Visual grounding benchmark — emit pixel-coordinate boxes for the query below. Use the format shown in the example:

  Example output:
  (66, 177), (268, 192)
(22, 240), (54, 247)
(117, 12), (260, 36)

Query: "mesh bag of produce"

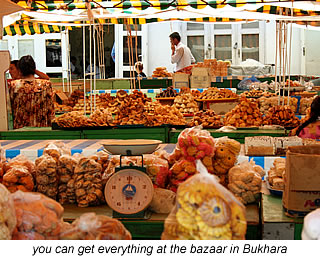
(162, 160), (247, 240)
(11, 191), (64, 240)
(59, 212), (131, 240)
(228, 159), (265, 205)
(0, 184), (17, 239)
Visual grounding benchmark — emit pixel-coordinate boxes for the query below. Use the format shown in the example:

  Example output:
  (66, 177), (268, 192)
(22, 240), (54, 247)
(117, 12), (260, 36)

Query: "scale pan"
(102, 139), (162, 155)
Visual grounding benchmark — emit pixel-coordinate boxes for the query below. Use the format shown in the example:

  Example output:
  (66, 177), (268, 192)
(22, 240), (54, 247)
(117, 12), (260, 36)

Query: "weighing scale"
(102, 139), (162, 219)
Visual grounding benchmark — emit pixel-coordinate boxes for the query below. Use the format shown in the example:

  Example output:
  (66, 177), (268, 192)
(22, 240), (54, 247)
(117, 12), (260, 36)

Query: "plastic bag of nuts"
(11, 190), (64, 240)
(59, 212), (131, 240)
(35, 154), (59, 200)
(74, 157), (104, 207)
(0, 184), (16, 239)
(2, 165), (35, 193)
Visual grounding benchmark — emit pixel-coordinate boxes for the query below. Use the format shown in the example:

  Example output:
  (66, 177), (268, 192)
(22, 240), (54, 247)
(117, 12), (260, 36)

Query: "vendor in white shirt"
(170, 32), (196, 72)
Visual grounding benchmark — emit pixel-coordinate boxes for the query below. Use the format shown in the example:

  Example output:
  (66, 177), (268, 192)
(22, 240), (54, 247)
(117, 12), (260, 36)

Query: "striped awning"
(3, 20), (68, 36)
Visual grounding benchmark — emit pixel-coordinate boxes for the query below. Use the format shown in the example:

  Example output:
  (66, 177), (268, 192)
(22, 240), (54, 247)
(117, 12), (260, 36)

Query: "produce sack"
(228, 159), (264, 205)
(283, 145), (320, 217)
(0, 184), (17, 239)
(11, 191), (64, 240)
(8, 79), (54, 129)
(59, 212), (131, 240)
(162, 160), (247, 240)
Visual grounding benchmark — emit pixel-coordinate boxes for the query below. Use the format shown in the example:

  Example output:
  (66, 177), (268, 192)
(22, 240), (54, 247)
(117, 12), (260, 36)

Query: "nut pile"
(224, 98), (263, 127)
(74, 157), (104, 207)
(156, 86), (178, 98)
(173, 93), (199, 114)
(198, 87), (238, 100)
(263, 105), (300, 127)
(152, 67), (172, 77)
(188, 110), (223, 128)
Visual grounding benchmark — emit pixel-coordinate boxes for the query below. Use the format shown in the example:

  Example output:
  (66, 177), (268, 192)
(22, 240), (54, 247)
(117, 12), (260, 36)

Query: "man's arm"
(171, 46), (184, 64)
(190, 51), (196, 64)
(35, 69), (50, 80)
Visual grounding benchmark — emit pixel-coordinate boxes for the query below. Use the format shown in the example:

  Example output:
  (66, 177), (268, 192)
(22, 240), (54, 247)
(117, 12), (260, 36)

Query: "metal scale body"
(104, 153), (154, 220)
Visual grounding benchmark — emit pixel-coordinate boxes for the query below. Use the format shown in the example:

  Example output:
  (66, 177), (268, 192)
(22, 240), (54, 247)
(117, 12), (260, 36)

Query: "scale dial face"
(105, 169), (154, 214)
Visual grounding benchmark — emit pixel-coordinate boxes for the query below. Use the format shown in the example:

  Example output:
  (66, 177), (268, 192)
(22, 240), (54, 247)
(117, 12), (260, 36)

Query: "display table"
(262, 193), (303, 240)
(62, 203), (260, 240)
(169, 128), (288, 144)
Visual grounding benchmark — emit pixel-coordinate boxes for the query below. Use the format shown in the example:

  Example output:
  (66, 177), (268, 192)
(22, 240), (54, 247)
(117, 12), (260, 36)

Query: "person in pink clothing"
(296, 96), (320, 139)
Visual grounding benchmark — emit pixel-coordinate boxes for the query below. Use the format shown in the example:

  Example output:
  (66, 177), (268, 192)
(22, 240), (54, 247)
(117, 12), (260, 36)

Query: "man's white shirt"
(171, 42), (196, 71)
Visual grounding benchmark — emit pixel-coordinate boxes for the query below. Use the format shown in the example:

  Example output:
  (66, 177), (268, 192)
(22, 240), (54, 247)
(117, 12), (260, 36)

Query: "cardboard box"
(283, 145), (320, 217)
(190, 67), (211, 89)
(172, 73), (189, 88)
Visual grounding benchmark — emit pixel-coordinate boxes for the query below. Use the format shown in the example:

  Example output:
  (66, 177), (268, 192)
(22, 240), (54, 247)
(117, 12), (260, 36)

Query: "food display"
(267, 158), (286, 190)
(263, 105), (300, 127)
(228, 160), (265, 205)
(258, 96), (298, 114)
(198, 87), (238, 100)
(72, 96), (105, 114)
(274, 136), (303, 155)
(173, 93), (199, 115)
(162, 161), (246, 240)
(11, 191), (64, 240)
(8, 79), (54, 129)
(240, 90), (270, 98)
(35, 155), (59, 200)
(212, 137), (241, 186)
(0, 184), (16, 239)
(60, 212), (131, 240)
(54, 111), (91, 128)
(152, 67), (172, 78)
(2, 165), (34, 193)
(74, 157), (104, 207)
(89, 108), (114, 126)
(224, 98), (263, 127)
(245, 136), (275, 156)
(156, 86), (178, 98)
(299, 97), (314, 115)
(54, 103), (73, 113)
(144, 155), (169, 188)
(188, 110), (223, 128)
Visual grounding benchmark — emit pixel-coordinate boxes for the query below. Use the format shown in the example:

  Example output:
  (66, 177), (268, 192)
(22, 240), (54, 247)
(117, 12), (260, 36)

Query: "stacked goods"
(263, 105), (300, 127)
(162, 161), (246, 240)
(194, 59), (229, 76)
(66, 90), (84, 107)
(2, 155), (35, 193)
(74, 157), (104, 207)
(167, 126), (215, 192)
(224, 98), (263, 127)
(212, 137), (241, 186)
(228, 160), (265, 205)
(93, 151), (110, 174)
(191, 89), (201, 98)
(11, 191), (64, 240)
(156, 86), (178, 98)
(299, 97), (314, 115)
(173, 93), (199, 114)
(89, 108), (114, 126)
(274, 136), (303, 155)
(250, 81), (270, 91)
(152, 67), (172, 77)
(57, 155), (78, 204)
(189, 110), (223, 128)
(54, 103), (73, 113)
(72, 96), (105, 114)
(0, 184), (16, 239)
(240, 90), (265, 98)
(245, 136), (275, 156)
(113, 97), (146, 125)
(258, 96), (298, 114)
(176, 65), (193, 74)
(267, 158), (286, 190)
(8, 79), (54, 129)
(35, 155), (59, 200)
(54, 111), (92, 128)
(198, 87), (238, 100)
(144, 102), (186, 126)
(60, 212), (131, 240)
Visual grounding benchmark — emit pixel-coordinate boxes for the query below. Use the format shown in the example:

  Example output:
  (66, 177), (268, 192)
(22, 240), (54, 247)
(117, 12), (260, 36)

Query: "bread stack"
(152, 67), (172, 77)
(267, 158), (286, 190)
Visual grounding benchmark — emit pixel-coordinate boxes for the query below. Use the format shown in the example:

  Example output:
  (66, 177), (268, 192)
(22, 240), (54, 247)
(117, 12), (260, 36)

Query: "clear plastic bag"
(144, 154), (169, 188)
(59, 212), (131, 240)
(0, 184), (17, 239)
(3, 165), (34, 193)
(11, 190), (64, 240)
(162, 160), (247, 240)
(4, 155), (35, 178)
(228, 159), (263, 205)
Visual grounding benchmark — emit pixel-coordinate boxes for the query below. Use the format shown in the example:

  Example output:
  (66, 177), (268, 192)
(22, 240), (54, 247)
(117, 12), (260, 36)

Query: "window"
(123, 36), (141, 66)
(242, 34), (259, 61)
(214, 24), (232, 30)
(187, 23), (204, 31)
(241, 22), (259, 29)
(123, 25), (141, 31)
(0, 40), (8, 50)
(18, 39), (34, 58)
(46, 39), (62, 67)
(187, 35), (204, 63)
(214, 35), (232, 61)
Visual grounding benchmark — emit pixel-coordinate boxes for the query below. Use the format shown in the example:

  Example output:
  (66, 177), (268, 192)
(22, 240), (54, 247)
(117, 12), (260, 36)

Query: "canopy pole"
(83, 22), (86, 116)
(61, 27), (65, 93)
(135, 24), (141, 90)
(288, 8), (294, 106)
(93, 24), (97, 112)
(89, 23), (93, 115)
(275, 21), (279, 105)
